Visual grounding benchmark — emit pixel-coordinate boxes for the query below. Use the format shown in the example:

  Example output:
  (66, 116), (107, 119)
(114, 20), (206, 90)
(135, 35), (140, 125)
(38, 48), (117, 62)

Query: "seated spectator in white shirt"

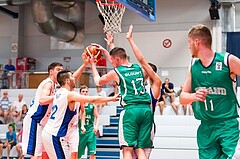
(10, 94), (26, 122)
(0, 91), (12, 124)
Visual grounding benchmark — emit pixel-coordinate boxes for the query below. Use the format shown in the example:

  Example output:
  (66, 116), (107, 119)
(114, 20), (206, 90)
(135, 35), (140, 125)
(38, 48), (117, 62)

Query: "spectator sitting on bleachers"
(175, 85), (193, 115)
(16, 104), (28, 132)
(162, 78), (179, 115)
(0, 123), (17, 159)
(17, 104), (28, 122)
(156, 89), (165, 115)
(16, 128), (23, 159)
(10, 94), (26, 123)
(0, 91), (12, 124)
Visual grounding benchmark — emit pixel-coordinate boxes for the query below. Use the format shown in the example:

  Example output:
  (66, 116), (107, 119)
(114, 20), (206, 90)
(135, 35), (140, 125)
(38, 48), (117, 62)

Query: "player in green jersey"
(90, 28), (156, 159)
(78, 85), (99, 159)
(180, 24), (240, 159)
(104, 25), (162, 159)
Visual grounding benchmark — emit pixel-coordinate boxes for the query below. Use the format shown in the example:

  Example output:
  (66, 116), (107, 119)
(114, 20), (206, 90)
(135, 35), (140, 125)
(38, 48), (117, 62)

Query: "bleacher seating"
(0, 124), (8, 141)
(1, 87), (239, 158)
(149, 115), (200, 159)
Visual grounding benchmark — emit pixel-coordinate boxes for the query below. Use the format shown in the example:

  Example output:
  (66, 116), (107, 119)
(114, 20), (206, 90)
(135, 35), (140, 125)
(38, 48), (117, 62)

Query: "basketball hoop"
(96, 0), (125, 34)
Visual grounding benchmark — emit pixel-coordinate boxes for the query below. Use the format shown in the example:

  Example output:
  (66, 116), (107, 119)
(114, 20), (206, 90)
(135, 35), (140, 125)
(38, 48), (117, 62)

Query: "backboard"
(116, 0), (156, 22)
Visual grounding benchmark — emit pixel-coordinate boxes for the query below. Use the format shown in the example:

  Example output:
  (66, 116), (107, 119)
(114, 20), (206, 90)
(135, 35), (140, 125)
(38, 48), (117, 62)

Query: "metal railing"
(0, 70), (30, 89)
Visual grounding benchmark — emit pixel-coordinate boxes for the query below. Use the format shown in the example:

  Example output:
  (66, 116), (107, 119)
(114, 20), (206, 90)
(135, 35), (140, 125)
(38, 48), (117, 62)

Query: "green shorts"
(197, 118), (240, 159)
(78, 131), (96, 158)
(119, 105), (153, 149)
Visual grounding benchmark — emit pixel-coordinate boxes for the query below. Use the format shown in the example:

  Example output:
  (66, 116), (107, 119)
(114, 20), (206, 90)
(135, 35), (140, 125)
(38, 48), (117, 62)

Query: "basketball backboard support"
(116, 0), (156, 22)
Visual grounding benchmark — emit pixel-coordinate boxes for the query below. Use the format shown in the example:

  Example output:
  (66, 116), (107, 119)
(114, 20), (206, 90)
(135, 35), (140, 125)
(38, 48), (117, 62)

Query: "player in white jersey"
(61, 98), (85, 159)
(105, 25), (162, 158)
(22, 53), (90, 159)
(42, 70), (119, 159)
(22, 62), (63, 159)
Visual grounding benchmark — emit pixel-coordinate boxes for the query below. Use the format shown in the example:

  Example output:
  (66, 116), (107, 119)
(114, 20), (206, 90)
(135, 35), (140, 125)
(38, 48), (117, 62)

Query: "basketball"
(84, 45), (102, 62)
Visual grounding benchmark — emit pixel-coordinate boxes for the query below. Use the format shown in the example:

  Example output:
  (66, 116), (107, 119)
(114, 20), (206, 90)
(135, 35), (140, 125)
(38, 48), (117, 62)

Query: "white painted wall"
(0, 0), (239, 72)
(114, 30), (190, 67)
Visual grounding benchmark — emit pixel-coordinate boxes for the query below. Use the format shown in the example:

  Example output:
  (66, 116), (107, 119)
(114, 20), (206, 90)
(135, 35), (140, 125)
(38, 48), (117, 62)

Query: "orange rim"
(96, 0), (125, 8)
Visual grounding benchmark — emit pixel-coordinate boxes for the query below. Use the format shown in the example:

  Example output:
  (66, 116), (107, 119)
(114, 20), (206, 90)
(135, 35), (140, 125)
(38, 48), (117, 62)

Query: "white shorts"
(22, 114), (43, 157)
(61, 126), (79, 153)
(42, 129), (66, 159)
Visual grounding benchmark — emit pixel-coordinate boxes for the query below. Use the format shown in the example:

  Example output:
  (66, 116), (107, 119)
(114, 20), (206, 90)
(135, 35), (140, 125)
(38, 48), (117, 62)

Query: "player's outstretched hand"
(104, 32), (114, 46)
(91, 43), (110, 57)
(89, 56), (95, 65)
(112, 93), (121, 102)
(82, 52), (89, 65)
(126, 25), (133, 40)
(90, 43), (101, 48)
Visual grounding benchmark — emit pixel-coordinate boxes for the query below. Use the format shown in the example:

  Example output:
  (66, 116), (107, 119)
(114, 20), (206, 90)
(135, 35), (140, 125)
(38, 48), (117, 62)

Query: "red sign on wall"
(162, 39), (172, 48)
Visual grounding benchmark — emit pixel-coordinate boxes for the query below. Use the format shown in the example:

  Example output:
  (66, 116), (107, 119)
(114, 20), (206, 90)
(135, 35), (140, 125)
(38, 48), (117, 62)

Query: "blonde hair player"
(180, 24), (240, 159)
(90, 28), (156, 159)
(105, 25), (162, 159)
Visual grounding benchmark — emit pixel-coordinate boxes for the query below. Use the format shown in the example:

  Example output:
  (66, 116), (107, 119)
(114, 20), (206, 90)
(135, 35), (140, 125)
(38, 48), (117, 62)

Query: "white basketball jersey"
(27, 77), (55, 123)
(44, 88), (76, 137)
(68, 102), (80, 128)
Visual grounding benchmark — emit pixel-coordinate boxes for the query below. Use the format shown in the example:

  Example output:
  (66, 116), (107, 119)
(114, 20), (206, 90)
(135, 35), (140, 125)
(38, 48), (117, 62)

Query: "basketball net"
(96, 0), (125, 34)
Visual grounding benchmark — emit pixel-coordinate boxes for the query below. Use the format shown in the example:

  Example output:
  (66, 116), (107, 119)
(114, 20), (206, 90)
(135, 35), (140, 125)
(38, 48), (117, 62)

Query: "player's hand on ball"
(82, 52), (89, 65)
(84, 44), (102, 62)
(91, 43), (108, 54)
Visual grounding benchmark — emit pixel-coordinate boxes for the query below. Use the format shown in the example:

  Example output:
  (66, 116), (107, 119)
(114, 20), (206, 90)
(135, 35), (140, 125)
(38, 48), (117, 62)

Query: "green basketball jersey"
(191, 52), (239, 121)
(115, 63), (151, 107)
(79, 103), (95, 133)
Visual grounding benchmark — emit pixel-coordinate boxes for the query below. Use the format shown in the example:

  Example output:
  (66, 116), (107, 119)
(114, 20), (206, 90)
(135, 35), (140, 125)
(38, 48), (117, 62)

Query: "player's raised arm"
(126, 25), (162, 99)
(105, 31), (115, 50)
(72, 52), (89, 81)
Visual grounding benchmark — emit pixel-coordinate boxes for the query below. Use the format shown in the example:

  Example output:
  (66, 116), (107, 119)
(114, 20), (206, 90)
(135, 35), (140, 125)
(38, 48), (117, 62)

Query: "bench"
(149, 115), (200, 159)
